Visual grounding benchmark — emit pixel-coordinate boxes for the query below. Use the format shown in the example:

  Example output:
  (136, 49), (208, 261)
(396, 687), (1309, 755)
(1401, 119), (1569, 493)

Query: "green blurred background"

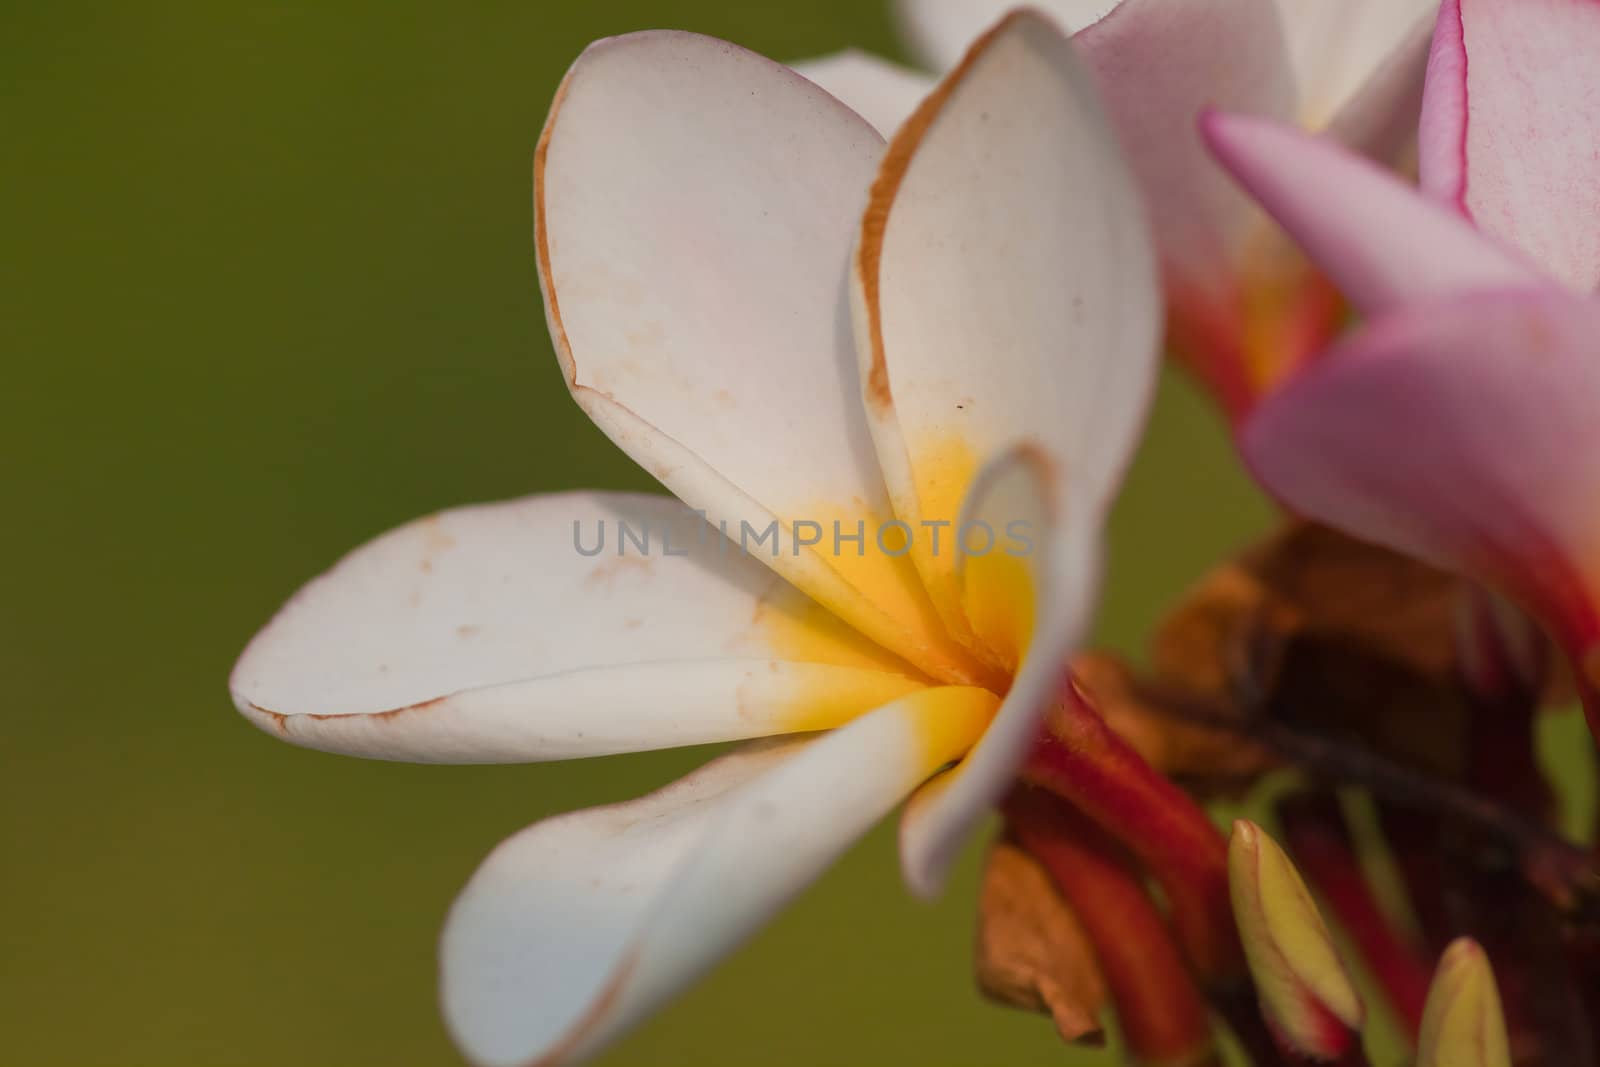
(6, 4), (1585, 1065)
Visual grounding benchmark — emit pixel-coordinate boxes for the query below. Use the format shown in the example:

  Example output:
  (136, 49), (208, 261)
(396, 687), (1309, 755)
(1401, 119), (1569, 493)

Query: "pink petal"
(1202, 111), (1543, 315)
(1241, 288), (1600, 653)
(1418, 0), (1470, 207)
(1420, 0), (1600, 290)
(1073, 0), (1296, 303)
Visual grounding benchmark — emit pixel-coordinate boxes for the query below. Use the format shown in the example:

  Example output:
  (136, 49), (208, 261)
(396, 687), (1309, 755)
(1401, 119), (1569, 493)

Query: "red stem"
(1373, 804), (1454, 956)
(1457, 589), (1557, 820)
(1022, 678), (1244, 984)
(1277, 793), (1431, 1039)
(1005, 787), (1219, 1067)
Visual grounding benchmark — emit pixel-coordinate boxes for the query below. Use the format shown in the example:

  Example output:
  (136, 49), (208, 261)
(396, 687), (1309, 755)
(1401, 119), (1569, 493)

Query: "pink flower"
(1202, 0), (1600, 735)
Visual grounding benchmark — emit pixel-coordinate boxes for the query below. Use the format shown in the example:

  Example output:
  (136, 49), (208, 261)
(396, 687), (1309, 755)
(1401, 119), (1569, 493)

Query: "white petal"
(538, 31), (981, 686)
(790, 49), (936, 138)
(894, 0), (1121, 71)
(230, 493), (926, 761)
(852, 10), (1158, 634)
(440, 686), (998, 1067)
(1273, 0), (1438, 129)
(1319, 5), (1435, 164)
(901, 1), (1297, 302)
(900, 446), (1104, 896)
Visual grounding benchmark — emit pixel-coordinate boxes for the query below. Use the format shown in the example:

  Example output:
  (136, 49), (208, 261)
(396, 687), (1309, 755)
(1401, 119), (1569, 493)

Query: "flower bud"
(1228, 819), (1364, 1059)
(1417, 938), (1510, 1067)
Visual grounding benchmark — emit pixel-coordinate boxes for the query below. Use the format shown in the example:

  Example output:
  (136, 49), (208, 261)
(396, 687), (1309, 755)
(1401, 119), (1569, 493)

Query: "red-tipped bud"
(1417, 939), (1511, 1067)
(1229, 820), (1364, 1060)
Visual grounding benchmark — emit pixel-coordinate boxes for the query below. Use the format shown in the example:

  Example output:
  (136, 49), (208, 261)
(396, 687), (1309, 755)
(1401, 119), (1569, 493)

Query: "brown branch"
(1130, 678), (1600, 924)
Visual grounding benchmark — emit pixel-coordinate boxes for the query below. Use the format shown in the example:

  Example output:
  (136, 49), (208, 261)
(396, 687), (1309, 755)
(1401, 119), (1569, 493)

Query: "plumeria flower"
(230, 12), (1160, 1066)
(795, 0), (1437, 421)
(1199, 0), (1600, 741)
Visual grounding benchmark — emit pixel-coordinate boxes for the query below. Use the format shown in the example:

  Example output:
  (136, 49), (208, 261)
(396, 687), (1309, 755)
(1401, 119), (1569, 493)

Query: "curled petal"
(1201, 111), (1542, 315)
(1241, 289), (1600, 660)
(853, 8), (1157, 636)
(441, 686), (997, 1067)
(537, 30), (978, 685)
(898, 445), (1105, 897)
(1421, 0), (1600, 290)
(230, 493), (927, 761)
(790, 50), (935, 138)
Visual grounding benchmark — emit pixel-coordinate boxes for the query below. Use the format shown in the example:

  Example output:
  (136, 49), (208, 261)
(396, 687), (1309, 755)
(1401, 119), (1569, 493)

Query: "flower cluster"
(232, 1), (1600, 1065)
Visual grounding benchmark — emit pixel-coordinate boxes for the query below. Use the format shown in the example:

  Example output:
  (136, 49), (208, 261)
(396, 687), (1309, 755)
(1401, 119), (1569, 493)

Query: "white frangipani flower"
(799, 0), (1437, 419)
(230, 12), (1159, 1066)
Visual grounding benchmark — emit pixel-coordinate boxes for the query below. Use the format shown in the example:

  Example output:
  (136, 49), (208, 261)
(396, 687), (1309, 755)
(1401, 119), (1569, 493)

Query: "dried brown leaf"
(1151, 521), (1478, 776)
(975, 839), (1107, 1045)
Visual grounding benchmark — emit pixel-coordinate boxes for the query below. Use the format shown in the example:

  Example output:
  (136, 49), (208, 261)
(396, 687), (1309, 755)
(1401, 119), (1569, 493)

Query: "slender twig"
(1130, 677), (1600, 921)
